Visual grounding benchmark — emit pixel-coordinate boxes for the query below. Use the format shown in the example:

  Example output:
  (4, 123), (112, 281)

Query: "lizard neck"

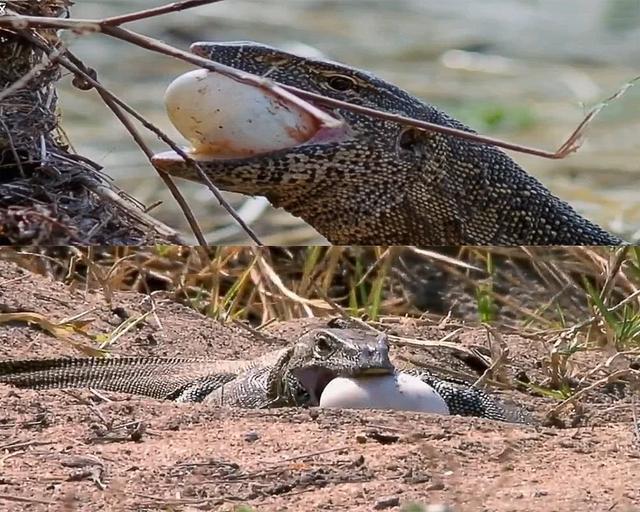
(268, 147), (622, 245)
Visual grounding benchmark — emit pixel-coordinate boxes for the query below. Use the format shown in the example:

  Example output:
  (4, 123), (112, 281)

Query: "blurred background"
(58, 0), (640, 244)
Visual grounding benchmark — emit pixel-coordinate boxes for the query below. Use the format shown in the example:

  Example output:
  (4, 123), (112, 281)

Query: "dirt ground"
(0, 259), (638, 511)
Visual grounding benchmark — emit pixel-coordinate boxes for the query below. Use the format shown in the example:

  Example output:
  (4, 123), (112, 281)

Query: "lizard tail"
(0, 357), (220, 400)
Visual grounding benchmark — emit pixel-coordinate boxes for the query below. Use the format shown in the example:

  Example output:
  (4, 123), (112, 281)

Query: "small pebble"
(243, 431), (259, 442)
(351, 454), (365, 467)
(373, 496), (400, 510)
(355, 433), (368, 444)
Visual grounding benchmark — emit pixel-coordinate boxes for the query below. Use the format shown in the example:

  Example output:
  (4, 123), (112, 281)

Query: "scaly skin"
(200, 328), (394, 407)
(151, 42), (623, 245)
(0, 328), (394, 408)
(0, 326), (533, 423)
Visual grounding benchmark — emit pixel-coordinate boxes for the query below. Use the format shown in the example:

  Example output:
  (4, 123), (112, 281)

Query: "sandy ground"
(0, 259), (638, 511)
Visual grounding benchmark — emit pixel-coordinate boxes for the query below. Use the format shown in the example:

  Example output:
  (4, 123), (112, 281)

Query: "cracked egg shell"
(164, 69), (320, 157)
(319, 372), (450, 414)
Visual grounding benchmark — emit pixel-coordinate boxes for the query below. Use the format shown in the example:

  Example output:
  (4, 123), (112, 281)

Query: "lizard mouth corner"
(293, 368), (337, 406)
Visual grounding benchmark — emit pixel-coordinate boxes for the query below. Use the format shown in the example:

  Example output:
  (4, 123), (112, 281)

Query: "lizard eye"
(314, 334), (333, 354)
(327, 75), (356, 92)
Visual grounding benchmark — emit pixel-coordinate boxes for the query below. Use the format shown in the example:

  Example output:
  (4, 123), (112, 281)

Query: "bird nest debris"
(0, 1), (176, 245)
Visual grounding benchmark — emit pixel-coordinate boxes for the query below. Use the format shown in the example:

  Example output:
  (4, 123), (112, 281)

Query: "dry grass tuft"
(1, 245), (639, 421)
(2, 245), (639, 335)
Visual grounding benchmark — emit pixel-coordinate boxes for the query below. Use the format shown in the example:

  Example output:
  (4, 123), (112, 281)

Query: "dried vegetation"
(1, 245), (639, 425)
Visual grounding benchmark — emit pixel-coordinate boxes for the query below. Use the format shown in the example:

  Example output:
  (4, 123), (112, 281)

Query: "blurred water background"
(59, 0), (640, 244)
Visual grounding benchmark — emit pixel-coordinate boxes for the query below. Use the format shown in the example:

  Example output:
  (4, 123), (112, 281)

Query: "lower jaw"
(150, 121), (353, 171)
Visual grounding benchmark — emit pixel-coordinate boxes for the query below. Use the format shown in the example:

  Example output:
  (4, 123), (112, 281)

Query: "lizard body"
(151, 42), (623, 245)
(0, 327), (530, 423)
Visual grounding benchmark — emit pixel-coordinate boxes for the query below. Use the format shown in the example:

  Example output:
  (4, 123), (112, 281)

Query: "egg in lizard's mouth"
(292, 366), (392, 406)
(151, 66), (352, 171)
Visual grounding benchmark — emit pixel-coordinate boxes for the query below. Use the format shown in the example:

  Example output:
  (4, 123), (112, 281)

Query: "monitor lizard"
(151, 41), (623, 246)
(0, 327), (531, 423)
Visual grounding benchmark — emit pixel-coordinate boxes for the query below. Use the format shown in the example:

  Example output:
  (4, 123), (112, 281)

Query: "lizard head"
(152, 41), (620, 245)
(151, 41), (476, 243)
(284, 327), (394, 406)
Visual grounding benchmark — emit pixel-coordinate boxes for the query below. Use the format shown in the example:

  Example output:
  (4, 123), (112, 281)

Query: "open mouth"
(152, 41), (357, 171)
(293, 367), (391, 406)
(152, 65), (353, 172)
(151, 113), (352, 169)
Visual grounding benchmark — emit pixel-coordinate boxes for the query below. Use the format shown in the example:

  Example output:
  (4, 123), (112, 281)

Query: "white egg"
(319, 372), (450, 415)
(164, 69), (320, 157)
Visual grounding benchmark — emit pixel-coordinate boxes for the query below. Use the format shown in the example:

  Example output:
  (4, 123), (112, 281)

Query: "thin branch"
(1, 11), (637, 159)
(18, 31), (262, 245)
(1, 14), (341, 131)
(600, 246), (630, 304)
(545, 369), (637, 418)
(0, 13), (101, 31)
(0, 494), (56, 506)
(283, 75), (640, 160)
(101, 0), (226, 26)
(94, 88), (209, 246)
(100, 25), (341, 131)
(61, 49), (208, 247)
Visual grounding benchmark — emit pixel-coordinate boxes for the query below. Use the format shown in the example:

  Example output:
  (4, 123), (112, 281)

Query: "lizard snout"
(358, 336), (393, 374)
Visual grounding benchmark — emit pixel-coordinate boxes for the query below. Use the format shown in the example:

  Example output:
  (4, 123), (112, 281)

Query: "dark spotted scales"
(0, 328), (531, 423)
(152, 42), (623, 246)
